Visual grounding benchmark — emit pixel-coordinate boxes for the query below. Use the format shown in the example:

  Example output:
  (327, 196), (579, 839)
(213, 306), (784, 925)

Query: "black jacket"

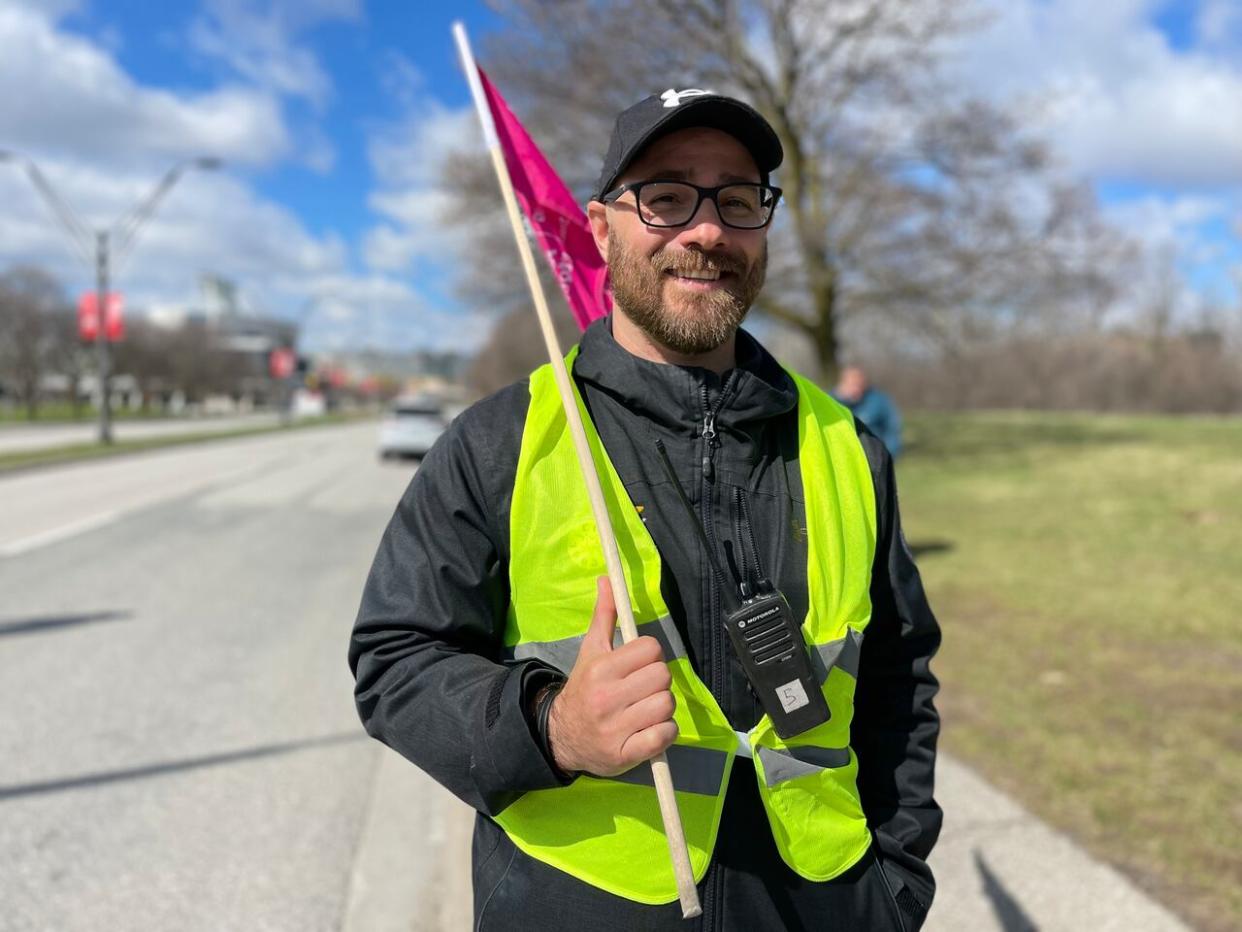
(350, 319), (942, 931)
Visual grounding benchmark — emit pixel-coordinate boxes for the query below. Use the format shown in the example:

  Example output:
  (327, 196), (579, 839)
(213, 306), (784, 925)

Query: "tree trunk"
(70, 378), (84, 418)
(808, 284), (839, 384)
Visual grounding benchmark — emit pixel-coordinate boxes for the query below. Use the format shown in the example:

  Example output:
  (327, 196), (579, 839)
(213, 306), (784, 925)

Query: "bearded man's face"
(595, 127), (771, 355)
(607, 235), (767, 356)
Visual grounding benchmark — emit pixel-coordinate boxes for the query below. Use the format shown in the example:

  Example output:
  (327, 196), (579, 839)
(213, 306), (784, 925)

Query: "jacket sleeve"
(348, 389), (567, 816)
(852, 425), (942, 920)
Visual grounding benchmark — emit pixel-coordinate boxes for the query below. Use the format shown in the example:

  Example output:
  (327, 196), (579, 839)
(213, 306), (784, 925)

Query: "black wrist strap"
(535, 680), (577, 783)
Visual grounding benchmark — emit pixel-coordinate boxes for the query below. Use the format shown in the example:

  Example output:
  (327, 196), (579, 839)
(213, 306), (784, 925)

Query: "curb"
(343, 746), (474, 932)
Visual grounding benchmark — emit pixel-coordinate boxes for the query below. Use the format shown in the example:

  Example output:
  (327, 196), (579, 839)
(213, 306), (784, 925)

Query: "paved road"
(1, 423), (367, 557)
(0, 423), (456, 932)
(0, 413), (282, 456)
(0, 423), (1192, 931)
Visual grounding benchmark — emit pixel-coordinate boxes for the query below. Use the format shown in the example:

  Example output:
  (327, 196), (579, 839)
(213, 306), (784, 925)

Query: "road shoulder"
(343, 746), (474, 932)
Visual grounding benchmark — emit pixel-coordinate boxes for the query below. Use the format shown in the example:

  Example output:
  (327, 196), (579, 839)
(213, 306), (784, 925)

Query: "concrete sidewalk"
(347, 749), (1191, 931)
(926, 754), (1188, 931)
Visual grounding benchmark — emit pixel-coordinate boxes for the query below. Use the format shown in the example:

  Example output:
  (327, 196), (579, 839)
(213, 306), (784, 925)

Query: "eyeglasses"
(600, 180), (782, 230)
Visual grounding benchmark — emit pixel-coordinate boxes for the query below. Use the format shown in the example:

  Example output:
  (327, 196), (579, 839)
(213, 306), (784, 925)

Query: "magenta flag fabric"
(479, 69), (612, 330)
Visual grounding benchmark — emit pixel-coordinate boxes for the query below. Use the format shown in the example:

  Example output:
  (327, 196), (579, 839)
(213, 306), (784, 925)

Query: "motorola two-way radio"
(654, 440), (830, 739)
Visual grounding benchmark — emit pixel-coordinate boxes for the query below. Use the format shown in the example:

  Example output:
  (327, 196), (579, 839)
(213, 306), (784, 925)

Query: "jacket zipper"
(699, 377), (731, 705)
(734, 488), (768, 592)
(698, 376), (732, 932)
(732, 489), (751, 599)
(701, 386), (720, 484)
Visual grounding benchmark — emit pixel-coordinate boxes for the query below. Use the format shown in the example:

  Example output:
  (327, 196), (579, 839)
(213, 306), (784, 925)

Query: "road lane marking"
(0, 423), (376, 558)
(0, 459), (275, 558)
(0, 510), (123, 557)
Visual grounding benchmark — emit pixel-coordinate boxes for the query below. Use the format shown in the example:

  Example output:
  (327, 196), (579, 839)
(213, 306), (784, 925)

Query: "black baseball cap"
(593, 88), (783, 201)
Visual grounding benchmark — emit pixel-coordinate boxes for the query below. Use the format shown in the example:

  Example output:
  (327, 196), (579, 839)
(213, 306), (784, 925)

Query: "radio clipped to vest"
(724, 586), (831, 738)
(654, 440), (830, 739)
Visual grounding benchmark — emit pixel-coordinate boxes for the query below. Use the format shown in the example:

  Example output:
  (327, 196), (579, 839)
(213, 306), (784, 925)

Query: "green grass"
(898, 411), (1242, 932)
(0, 412), (375, 475)
(0, 403), (180, 423)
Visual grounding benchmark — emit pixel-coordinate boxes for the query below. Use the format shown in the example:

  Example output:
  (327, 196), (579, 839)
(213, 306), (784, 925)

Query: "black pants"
(472, 758), (912, 931)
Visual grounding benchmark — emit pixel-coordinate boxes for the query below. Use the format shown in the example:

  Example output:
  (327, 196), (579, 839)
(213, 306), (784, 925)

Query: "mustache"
(652, 250), (748, 277)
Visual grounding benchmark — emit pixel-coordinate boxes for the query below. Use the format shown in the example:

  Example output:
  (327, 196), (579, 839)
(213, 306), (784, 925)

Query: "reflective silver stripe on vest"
(503, 615), (688, 673)
(807, 628), (864, 685)
(604, 743), (730, 796)
(755, 744), (852, 787)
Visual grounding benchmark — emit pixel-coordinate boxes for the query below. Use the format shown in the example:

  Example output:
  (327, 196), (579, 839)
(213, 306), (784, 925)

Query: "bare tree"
(112, 319), (177, 411)
(0, 266), (70, 418)
(46, 306), (94, 416)
(160, 321), (248, 405)
(467, 301), (581, 398)
(439, 0), (1132, 381)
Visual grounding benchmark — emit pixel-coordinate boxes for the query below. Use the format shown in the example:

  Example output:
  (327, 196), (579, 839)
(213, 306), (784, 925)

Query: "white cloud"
(1103, 190), (1242, 317)
(188, 0), (362, 109)
(362, 102), (481, 272)
(1196, 0), (1242, 48)
(368, 103), (479, 191)
(0, 158), (345, 301)
(361, 224), (418, 273)
(0, 0), (81, 16)
(0, 149), (474, 353)
(297, 271), (485, 353)
(952, 0), (1242, 186)
(189, 18), (329, 107)
(1105, 193), (1225, 252)
(376, 50), (425, 112)
(0, 5), (289, 169)
(353, 98), (505, 350)
(0, 4), (437, 354)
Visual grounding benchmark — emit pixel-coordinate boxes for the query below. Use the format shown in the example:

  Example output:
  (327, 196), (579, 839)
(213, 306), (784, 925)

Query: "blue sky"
(56, 0), (501, 241)
(0, 0), (1239, 354)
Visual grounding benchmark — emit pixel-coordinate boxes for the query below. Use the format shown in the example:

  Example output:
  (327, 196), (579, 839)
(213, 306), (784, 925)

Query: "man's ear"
(587, 200), (609, 262)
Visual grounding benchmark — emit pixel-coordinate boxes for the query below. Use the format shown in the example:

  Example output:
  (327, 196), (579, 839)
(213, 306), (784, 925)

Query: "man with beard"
(350, 91), (942, 931)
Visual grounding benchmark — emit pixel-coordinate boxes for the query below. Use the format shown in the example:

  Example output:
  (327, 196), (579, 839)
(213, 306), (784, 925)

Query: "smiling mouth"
(666, 268), (730, 282)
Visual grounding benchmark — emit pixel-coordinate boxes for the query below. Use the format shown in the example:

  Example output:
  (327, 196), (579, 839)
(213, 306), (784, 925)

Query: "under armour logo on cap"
(660, 88), (714, 108)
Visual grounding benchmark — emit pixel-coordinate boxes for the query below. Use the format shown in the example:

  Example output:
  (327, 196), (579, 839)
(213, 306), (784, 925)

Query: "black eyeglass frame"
(599, 179), (783, 230)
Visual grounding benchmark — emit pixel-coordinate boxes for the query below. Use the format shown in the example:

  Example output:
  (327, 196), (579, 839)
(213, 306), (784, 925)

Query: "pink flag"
(479, 69), (611, 330)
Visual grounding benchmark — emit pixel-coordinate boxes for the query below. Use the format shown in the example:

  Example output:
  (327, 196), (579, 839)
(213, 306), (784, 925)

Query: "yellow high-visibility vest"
(495, 349), (877, 904)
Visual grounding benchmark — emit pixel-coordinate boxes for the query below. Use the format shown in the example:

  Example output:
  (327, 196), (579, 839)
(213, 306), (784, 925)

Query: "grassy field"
(897, 411), (1242, 932)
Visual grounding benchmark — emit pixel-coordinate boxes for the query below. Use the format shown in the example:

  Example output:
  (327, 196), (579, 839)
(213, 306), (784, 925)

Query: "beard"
(607, 238), (767, 356)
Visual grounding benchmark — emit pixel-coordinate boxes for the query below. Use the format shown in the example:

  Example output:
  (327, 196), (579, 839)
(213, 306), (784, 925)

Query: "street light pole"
(95, 230), (112, 443)
(0, 151), (220, 443)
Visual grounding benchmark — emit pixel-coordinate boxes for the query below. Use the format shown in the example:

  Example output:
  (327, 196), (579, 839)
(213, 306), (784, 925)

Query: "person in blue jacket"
(833, 365), (903, 458)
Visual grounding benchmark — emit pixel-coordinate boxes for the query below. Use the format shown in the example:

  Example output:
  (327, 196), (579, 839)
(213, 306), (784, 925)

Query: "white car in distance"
(378, 400), (446, 461)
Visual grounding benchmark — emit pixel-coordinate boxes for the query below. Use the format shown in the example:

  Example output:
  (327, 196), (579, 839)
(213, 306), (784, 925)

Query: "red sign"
(78, 292), (124, 342)
(269, 347), (296, 379)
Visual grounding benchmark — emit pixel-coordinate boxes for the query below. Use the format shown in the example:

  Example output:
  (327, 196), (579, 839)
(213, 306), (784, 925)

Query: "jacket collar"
(572, 316), (797, 435)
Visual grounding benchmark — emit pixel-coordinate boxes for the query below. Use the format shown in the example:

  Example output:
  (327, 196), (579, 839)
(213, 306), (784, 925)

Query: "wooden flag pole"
(452, 21), (702, 921)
